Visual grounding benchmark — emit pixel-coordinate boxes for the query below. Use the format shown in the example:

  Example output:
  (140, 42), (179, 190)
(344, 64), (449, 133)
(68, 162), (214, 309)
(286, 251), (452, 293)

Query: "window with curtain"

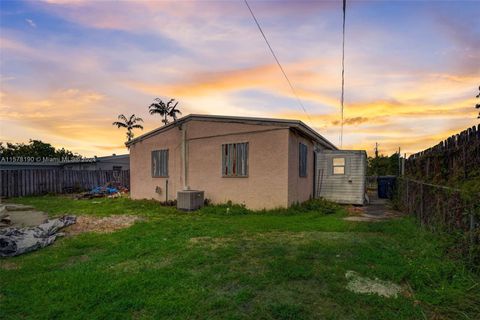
(222, 142), (248, 177)
(152, 149), (169, 177)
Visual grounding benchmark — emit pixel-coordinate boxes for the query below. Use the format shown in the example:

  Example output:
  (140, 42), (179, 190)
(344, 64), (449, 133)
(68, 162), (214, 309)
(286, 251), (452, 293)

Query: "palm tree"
(149, 98), (169, 124)
(167, 99), (181, 121)
(149, 98), (182, 124)
(112, 114), (144, 142)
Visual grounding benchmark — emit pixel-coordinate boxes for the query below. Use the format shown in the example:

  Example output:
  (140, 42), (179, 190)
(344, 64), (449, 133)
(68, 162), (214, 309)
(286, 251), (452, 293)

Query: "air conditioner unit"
(177, 190), (204, 211)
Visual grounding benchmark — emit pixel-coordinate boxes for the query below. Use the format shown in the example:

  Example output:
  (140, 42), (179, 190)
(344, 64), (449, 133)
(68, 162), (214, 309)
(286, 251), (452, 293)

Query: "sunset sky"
(1, 0), (479, 157)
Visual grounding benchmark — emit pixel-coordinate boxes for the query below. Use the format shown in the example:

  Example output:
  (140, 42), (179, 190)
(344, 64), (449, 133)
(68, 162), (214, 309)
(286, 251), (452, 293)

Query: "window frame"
(299, 142), (308, 177)
(151, 149), (169, 178)
(221, 142), (249, 178)
(332, 157), (345, 175)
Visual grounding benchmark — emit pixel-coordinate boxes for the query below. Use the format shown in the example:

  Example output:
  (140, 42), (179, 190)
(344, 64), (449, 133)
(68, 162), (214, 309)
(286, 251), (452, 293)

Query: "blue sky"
(1, 0), (479, 156)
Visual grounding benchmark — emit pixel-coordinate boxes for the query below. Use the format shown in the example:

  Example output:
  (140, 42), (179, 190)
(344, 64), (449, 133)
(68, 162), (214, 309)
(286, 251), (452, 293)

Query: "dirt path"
(344, 193), (404, 222)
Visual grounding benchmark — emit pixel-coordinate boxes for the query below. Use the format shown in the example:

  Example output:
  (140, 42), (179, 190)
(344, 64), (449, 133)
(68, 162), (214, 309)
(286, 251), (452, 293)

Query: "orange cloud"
(125, 61), (340, 110)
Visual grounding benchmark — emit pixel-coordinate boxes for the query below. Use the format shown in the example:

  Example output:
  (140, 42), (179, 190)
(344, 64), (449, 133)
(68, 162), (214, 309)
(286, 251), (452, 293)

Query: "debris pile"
(76, 182), (129, 199)
(0, 215), (76, 257)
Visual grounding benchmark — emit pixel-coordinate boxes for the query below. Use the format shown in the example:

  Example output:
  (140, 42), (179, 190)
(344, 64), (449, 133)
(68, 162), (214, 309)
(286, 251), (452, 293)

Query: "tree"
(148, 98), (182, 125)
(0, 140), (80, 159)
(112, 114), (144, 142)
(367, 153), (400, 176)
(476, 86), (480, 119)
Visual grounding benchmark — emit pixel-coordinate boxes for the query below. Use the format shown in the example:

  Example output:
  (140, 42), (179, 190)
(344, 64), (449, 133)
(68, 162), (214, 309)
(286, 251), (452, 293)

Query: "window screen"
(333, 157), (345, 175)
(152, 149), (169, 177)
(299, 143), (308, 177)
(222, 142), (248, 177)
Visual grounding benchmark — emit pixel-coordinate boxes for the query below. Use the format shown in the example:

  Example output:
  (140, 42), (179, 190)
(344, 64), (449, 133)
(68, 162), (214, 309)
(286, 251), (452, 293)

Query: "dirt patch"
(344, 192), (405, 222)
(65, 215), (140, 235)
(345, 270), (402, 298)
(346, 206), (365, 216)
(1, 204), (48, 228)
(0, 261), (20, 270)
(2, 204), (35, 212)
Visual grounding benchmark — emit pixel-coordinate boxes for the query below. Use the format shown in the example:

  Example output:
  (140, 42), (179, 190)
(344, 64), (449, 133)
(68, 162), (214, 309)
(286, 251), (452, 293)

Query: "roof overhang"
(126, 114), (338, 150)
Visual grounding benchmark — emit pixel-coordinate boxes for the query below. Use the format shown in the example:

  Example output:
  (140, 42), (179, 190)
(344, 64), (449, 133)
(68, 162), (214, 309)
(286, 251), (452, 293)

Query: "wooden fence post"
(420, 183), (424, 226)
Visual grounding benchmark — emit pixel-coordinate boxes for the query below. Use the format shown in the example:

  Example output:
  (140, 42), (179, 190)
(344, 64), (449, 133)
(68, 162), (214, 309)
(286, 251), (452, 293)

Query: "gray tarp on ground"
(0, 216), (76, 257)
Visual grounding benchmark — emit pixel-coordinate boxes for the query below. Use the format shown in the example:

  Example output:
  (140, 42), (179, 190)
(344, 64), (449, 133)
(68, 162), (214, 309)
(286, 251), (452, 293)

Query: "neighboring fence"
(396, 177), (479, 269)
(397, 177), (479, 232)
(0, 169), (130, 197)
(405, 124), (480, 183)
(396, 125), (480, 271)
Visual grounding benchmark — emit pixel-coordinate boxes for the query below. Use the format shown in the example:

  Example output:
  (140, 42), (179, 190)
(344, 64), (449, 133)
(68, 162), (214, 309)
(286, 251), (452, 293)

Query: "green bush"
(293, 198), (339, 214)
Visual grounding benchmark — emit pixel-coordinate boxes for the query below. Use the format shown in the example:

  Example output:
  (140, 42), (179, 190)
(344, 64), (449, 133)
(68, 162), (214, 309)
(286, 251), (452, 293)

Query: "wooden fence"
(0, 169), (130, 197)
(396, 124), (480, 271)
(405, 124), (480, 183)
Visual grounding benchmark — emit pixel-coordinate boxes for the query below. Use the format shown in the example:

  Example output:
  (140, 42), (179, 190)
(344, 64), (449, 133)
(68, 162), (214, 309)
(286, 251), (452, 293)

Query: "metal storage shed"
(315, 150), (367, 205)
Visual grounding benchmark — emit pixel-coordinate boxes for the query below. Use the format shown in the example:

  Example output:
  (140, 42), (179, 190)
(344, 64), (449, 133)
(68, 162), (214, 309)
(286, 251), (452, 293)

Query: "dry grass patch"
(345, 270), (402, 298)
(65, 215), (141, 235)
(0, 261), (20, 270)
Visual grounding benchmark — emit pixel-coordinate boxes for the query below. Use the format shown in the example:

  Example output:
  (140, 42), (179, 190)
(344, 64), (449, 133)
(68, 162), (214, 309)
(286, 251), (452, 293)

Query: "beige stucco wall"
(130, 120), (291, 209)
(287, 130), (316, 206)
(187, 120), (290, 209)
(129, 125), (183, 202)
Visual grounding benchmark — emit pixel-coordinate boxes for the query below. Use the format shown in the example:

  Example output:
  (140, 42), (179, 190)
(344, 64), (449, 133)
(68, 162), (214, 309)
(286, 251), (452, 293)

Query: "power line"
(340, 0), (346, 148)
(244, 0), (312, 123)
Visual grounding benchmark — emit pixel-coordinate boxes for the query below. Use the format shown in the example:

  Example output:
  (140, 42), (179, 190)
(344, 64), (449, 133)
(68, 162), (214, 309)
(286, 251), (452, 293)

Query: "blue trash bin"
(377, 176), (397, 199)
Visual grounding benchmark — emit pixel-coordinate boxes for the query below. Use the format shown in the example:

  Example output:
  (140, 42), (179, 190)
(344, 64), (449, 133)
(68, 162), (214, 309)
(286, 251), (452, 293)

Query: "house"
(127, 114), (366, 210)
(62, 154), (129, 171)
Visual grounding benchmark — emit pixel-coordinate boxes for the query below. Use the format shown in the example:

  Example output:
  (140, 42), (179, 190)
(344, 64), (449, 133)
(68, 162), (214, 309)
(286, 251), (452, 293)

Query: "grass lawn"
(1, 196), (479, 320)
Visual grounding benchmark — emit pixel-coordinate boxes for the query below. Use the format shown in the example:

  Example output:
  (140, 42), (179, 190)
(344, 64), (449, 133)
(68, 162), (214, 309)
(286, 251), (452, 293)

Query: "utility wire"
(340, 0), (346, 148)
(244, 0), (312, 123)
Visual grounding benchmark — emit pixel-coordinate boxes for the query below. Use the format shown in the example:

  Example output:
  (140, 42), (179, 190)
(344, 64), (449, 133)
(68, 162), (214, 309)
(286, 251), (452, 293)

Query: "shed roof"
(126, 114), (337, 150)
(96, 154), (129, 161)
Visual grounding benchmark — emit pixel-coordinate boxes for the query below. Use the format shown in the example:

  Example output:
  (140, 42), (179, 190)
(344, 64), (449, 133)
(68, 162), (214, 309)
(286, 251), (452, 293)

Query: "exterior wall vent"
(177, 190), (204, 211)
